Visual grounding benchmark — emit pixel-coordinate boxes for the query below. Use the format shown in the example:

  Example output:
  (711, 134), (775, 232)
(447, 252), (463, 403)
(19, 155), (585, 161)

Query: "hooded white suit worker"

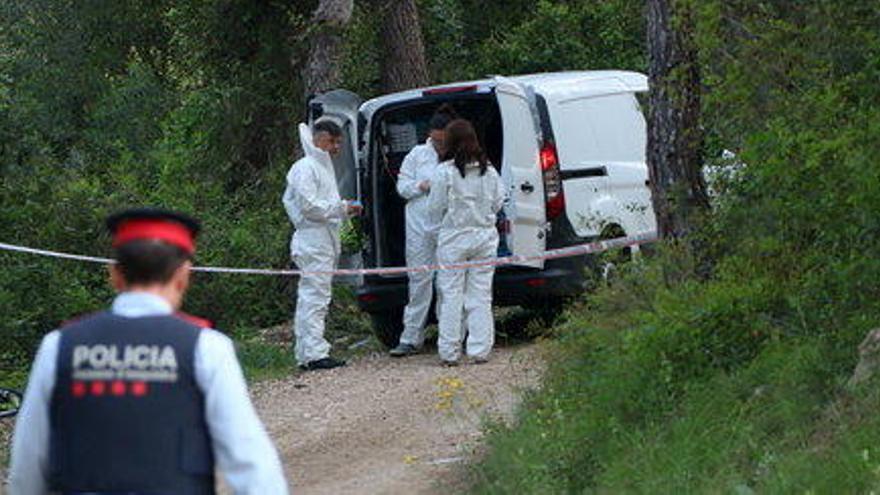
(282, 123), (350, 367)
(429, 160), (506, 363)
(396, 138), (442, 349)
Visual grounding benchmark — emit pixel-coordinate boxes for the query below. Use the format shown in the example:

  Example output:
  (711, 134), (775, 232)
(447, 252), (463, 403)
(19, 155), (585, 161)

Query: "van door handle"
(520, 182), (535, 193)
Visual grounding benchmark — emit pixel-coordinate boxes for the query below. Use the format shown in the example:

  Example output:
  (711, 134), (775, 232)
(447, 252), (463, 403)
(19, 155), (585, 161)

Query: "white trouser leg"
(436, 246), (466, 362)
(463, 239), (497, 359)
(400, 232), (436, 347)
(292, 250), (335, 366)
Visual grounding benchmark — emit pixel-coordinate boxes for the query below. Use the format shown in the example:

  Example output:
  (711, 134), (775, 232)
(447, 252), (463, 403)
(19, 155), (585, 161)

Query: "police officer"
(7, 208), (288, 494)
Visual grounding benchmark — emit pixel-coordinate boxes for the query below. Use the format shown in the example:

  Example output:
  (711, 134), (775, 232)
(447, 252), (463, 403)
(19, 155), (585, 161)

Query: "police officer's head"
(313, 119), (344, 157)
(105, 208), (201, 309)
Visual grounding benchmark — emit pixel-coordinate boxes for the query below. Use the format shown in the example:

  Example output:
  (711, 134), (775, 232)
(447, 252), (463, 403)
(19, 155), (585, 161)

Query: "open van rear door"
(495, 77), (546, 269)
(307, 89), (363, 201)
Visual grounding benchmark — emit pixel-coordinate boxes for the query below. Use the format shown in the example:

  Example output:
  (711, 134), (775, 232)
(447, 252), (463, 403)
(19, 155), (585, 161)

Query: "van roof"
(511, 71), (648, 98)
(360, 70), (647, 116)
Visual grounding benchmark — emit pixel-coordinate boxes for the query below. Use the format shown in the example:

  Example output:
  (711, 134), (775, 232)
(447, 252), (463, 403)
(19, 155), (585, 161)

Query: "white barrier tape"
(0, 231), (658, 277)
(0, 242), (115, 264)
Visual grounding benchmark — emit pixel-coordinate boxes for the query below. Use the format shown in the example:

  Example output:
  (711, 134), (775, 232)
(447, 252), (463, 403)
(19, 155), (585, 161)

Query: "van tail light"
(525, 278), (547, 288)
(541, 142), (565, 221)
(358, 294), (380, 303)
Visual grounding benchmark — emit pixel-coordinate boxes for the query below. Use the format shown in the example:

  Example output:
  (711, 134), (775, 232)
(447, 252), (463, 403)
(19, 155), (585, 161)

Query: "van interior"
(367, 94), (507, 268)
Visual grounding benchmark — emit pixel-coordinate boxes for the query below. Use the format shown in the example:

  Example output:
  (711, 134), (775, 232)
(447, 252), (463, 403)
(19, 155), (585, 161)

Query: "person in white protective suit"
(428, 119), (506, 365)
(282, 120), (361, 371)
(390, 105), (458, 357)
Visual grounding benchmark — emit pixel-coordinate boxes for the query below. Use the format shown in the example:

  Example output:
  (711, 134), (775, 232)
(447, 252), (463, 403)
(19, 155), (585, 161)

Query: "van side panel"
(544, 92), (656, 238)
(551, 93), (645, 170)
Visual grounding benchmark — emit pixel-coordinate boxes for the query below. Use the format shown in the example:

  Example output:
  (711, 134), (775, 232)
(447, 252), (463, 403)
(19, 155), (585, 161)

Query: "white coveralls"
(428, 161), (506, 362)
(396, 139), (441, 348)
(282, 124), (348, 366)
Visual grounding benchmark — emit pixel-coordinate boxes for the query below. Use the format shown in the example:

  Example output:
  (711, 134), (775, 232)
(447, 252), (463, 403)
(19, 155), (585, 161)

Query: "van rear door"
(495, 77), (546, 269)
(307, 89), (363, 201)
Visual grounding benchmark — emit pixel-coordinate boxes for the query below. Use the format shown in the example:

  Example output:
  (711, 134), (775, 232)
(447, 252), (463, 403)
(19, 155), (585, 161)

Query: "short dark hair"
(313, 120), (343, 138)
(429, 103), (458, 131)
(115, 240), (191, 285)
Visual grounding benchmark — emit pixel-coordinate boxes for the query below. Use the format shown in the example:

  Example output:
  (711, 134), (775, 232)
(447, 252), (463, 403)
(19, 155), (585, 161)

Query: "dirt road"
(248, 344), (543, 494)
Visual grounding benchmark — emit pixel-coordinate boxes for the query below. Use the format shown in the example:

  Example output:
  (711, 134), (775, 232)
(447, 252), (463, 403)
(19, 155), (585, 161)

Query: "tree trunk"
(303, 0), (354, 101)
(645, 0), (710, 239)
(379, 0), (430, 92)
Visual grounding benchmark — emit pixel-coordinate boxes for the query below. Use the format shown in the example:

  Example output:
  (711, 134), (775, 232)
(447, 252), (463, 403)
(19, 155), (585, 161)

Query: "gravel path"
(248, 343), (543, 495)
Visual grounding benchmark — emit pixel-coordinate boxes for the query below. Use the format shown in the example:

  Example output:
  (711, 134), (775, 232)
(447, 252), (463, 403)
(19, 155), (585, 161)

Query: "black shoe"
(389, 343), (420, 357)
(299, 357), (347, 371)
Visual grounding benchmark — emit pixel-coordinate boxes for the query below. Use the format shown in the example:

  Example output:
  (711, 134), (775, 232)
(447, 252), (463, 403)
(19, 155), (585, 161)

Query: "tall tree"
(303, 0), (354, 99)
(379, 0), (430, 92)
(645, 0), (710, 239)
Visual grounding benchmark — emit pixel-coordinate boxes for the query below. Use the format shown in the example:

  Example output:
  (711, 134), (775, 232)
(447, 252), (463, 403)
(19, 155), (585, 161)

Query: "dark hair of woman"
(444, 119), (489, 177)
(428, 103), (458, 131)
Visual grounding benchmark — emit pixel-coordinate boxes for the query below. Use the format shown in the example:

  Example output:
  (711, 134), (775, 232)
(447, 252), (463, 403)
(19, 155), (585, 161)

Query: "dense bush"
(0, 1), (301, 379)
(471, 1), (880, 492)
(0, 97), (293, 378)
(473, 0), (644, 75)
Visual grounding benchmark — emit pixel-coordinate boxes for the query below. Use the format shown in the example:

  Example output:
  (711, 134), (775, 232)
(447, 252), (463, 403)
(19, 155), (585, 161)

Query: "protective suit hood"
(298, 123), (335, 172)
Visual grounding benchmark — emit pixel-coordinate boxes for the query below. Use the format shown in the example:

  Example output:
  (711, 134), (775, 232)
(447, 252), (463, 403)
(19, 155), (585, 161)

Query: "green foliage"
(86, 61), (175, 159)
(472, 245), (880, 493)
(339, 217), (366, 255)
(341, 2), (383, 98)
(471, 2), (880, 492)
(417, 0), (470, 83)
(0, 1), (318, 382)
(474, 0), (645, 75)
(374, 0), (646, 91)
(161, 1), (309, 184)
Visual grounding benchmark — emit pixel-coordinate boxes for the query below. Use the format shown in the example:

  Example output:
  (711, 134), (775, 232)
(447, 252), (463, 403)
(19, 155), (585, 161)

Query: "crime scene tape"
(0, 231), (658, 277)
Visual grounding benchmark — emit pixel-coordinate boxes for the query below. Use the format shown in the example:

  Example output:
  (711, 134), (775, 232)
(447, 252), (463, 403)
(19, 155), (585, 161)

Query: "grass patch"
(235, 284), (379, 381)
(235, 333), (297, 382)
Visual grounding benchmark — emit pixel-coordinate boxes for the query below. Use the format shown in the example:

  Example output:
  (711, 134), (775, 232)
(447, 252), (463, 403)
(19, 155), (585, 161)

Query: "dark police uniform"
(51, 312), (213, 493)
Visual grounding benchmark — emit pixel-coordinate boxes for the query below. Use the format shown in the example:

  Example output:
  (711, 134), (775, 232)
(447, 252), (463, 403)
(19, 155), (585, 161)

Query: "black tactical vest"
(49, 311), (215, 494)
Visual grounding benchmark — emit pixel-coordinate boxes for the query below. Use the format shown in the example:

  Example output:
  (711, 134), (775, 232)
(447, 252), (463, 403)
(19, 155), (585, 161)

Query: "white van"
(308, 70), (656, 346)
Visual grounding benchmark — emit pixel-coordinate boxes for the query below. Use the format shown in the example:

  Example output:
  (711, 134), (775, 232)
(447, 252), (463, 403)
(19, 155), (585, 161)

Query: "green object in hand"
(340, 217), (364, 255)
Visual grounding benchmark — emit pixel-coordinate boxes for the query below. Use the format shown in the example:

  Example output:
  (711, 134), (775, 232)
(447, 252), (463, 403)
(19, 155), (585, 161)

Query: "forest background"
(2, 1), (880, 491)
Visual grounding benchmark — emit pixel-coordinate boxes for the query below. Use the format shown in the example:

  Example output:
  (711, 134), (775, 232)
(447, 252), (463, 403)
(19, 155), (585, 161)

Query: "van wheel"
(370, 307), (405, 348)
